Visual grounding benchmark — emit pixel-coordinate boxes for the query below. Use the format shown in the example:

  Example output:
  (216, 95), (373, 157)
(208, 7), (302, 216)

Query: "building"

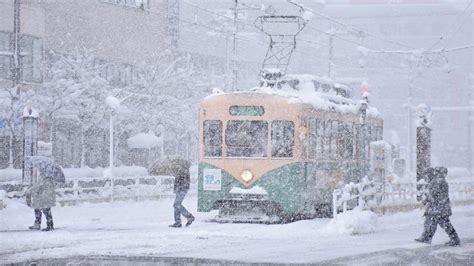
(306, 0), (474, 173)
(0, 0), (179, 168)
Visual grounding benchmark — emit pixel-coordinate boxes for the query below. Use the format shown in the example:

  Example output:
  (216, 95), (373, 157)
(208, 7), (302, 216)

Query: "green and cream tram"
(197, 86), (383, 222)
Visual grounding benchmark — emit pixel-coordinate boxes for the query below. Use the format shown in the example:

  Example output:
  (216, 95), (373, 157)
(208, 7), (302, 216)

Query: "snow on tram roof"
(206, 85), (380, 118)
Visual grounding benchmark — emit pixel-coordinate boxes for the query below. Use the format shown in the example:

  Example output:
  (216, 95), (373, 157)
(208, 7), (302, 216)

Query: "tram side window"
(226, 120), (268, 158)
(312, 81), (321, 92)
(376, 126), (383, 141)
(370, 125), (377, 142)
(317, 120), (325, 159)
(330, 120), (339, 159)
(272, 120), (294, 158)
(353, 124), (361, 159)
(338, 122), (354, 159)
(308, 118), (323, 159)
(323, 120), (332, 158)
(321, 83), (331, 93)
(365, 125), (372, 159)
(204, 120), (222, 157)
(360, 124), (369, 160)
(309, 118), (317, 158)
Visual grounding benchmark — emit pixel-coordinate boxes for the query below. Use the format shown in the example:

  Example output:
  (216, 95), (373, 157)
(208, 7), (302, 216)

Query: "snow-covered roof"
(127, 132), (162, 149)
(205, 76), (380, 118)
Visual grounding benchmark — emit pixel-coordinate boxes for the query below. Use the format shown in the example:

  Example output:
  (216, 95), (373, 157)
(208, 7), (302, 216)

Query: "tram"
(197, 76), (383, 222)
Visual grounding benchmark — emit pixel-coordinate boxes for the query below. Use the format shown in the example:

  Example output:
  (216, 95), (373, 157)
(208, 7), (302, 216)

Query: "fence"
(1, 175), (178, 206)
(332, 179), (474, 218)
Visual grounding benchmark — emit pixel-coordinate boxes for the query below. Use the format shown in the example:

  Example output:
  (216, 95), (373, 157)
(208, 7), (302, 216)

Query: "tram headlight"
(241, 170), (253, 182)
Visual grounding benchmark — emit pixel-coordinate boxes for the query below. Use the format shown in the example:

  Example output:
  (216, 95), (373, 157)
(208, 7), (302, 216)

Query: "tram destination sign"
(229, 105), (265, 116)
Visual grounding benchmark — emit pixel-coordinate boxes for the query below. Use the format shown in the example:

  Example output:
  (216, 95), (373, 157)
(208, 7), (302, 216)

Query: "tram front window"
(226, 120), (268, 158)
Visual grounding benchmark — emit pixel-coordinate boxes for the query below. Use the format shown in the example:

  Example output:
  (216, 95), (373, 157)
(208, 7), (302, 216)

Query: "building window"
(0, 31), (11, 80)
(0, 31), (43, 83)
(21, 34), (43, 83)
(271, 120), (294, 158)
(100, 0), (150, 10)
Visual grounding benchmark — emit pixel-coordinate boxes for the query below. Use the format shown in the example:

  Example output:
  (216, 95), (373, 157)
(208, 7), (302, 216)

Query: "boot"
(445, 239), (460, 246)
(29, 223), (40, 230)
(169, 222), (182, 228)
(185, 216), (195, 227)
(42, 222), (54, 231)
(445, 234), (460, 246)
(42, 226), (54, 231)
(414, 237), (430, 244)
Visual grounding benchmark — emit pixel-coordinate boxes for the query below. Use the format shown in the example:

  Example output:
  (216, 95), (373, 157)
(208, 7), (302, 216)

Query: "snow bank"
(323, 209), (378, 235)
(0, 167), (22, 182)
(64, 166), (148, 178)
(127, 132), (162, 149)
(230, 186), (268, 195)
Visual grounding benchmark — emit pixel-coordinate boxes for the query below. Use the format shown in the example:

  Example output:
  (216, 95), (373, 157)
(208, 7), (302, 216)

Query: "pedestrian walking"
(169, 158), (195, 228)
(415, 167), (460, 246)
(25, 173), (56, 231)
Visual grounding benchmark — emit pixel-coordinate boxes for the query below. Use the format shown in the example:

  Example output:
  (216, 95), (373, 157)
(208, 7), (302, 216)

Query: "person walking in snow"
(25, 173), (56, 231)
(415, 167), (460, 246)
(169, 159), (195, 228)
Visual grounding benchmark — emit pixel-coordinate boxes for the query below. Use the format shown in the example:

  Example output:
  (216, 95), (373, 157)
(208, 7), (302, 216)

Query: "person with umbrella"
(24, 156), (65, 231)
(168, 158), (195, 228)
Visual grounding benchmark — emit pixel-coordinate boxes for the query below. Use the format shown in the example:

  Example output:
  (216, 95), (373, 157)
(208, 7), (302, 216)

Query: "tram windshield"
(225, 120), (268, 158)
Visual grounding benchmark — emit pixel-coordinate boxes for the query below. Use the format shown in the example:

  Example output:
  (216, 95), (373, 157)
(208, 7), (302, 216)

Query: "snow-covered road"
(1, 197), (473, 264)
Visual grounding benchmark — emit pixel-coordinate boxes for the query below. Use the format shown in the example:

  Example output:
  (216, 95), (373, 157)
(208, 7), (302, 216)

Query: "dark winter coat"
(26, 176), (56, 209)
(173, 167), (190, 193)
(424, 167), (451, 217)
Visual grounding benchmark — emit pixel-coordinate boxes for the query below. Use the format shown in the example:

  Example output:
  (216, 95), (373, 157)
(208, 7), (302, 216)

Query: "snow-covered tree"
(118, 52), (202, 161)
(41, 48), (111, 167)
(0, 87), (33, 168)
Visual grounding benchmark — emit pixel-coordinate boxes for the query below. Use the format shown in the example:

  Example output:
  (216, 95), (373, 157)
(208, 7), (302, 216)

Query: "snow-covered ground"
(1, 196), (473, 264)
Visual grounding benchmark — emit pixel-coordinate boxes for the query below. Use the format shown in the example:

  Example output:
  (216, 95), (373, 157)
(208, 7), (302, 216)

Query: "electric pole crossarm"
(254, 15), (306, 87)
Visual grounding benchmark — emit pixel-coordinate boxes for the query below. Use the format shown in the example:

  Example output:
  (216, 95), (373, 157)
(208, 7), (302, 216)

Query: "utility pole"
(327, 34), (333, 78)
(407, 86), (413, 174)
(12, 0), (22, 98)
(469, 74), (473, 178)
(232, 0), (238, 92)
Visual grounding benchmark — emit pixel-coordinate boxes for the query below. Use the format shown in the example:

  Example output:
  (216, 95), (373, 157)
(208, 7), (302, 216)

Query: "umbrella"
(150, 158), (190, 176)
(26, 156), (65, 186)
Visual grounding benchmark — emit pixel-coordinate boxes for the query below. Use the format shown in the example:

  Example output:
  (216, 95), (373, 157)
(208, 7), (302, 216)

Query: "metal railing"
(332, 179), (474, 218)
(1, 175), (177, 206)
(56, 175), (176, 205)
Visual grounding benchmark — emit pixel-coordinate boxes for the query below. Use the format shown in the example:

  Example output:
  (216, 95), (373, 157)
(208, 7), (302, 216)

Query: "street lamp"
(22, 101), (38, 184)
(105, 94), (133, 174)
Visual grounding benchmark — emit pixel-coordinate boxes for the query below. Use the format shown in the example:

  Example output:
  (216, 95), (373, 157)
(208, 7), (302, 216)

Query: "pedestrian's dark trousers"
(173, 191), (192, 224)
(421, 214), (459, 242)
(34, 208), (53, 227)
